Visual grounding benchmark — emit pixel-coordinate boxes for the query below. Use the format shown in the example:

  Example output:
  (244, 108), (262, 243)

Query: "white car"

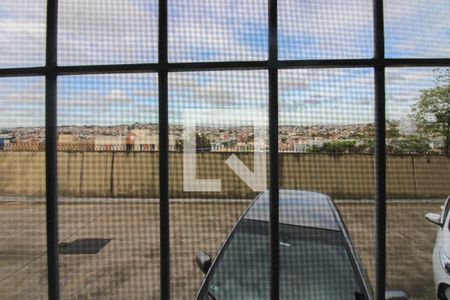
(425, 195), (450, 300)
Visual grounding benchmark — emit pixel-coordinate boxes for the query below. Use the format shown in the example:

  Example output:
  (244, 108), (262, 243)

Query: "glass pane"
(57, 73), (160, 298)
(0, 1), (46, 68)
(279, 0), (373, 60)
(0, 77), (47, 298)
(386, 67), (450, 299)
(169, 70), (269, 299)
(279, 68), (376, 297)
(385, 0), (450, 58)
(58, 0), (158, 65)
(168, 1), (268, 62)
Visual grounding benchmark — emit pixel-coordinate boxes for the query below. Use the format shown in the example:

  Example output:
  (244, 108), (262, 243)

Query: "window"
(0, 0), (448, 299)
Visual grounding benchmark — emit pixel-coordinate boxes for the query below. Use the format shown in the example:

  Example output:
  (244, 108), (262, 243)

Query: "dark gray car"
(195, 190), (407, 300)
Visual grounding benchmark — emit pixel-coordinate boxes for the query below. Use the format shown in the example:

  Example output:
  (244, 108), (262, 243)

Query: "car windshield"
(198, 219), (366, 300)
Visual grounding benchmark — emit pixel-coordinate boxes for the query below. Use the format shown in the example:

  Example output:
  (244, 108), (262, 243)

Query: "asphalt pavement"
(0, 197), (442, 299)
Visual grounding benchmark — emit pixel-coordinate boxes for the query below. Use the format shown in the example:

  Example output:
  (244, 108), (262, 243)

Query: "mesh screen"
(0, 77), (47, 298)
(168, 0), (268, 62)
(278, 0), (373, 60)
(0, 1), (46, 68)
(385, 0), (450, 58)
(169, 70), (269, 299)
(386, 67), (450, 299)
(58, 0), (158, 65)
(279, 68), (376, 298)
(0, 0), (448, 299)
(57, 73), (160, 299)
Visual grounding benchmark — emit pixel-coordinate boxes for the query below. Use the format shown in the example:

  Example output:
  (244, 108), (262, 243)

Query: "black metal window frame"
(0, 0), (449, 299)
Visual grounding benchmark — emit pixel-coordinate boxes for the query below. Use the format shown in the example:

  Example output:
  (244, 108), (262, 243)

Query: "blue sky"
(0, 0), (448, 128)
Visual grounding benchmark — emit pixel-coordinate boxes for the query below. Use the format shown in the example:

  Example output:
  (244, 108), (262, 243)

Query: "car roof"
(244, 190), (340, 231)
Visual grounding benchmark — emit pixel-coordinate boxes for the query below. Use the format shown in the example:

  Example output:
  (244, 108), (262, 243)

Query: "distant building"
(211, 142), (225, 152)
(279, 143), (293, 152)
(58, 134), (76, 144)
(132, 133), (177, 151)
(126, 133), (135, 152)
(210, 140), (267, 152)
(0, 134), (12, 151)
(294, 139), (325, 153)
(210, 138), (237, 152)
(94, 133), (177, 152)
(134, 135), (159, 151)
(94, 136), (126, 151)
(254, 141), (268, 152)
(294, 143), (308, 153)
(430, 137), (445, 151)
(131, 129), (149, 137)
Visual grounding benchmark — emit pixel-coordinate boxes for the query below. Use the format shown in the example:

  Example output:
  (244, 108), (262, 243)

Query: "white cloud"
(0, 1), (46, 68)
(280, 104), (374, 126)
(386, 68), (438, 120)
(385, 0), (450, 57)
(0, 77), (45, 127)
(0, 0), (448, 127)
(56, 74), (158, 125)
(278, 69), (375, 125)
(168, 0), (267, 62)
(279, 0), (373, 59)
(1, 79), (44, 106)
(132, 89), (158, 98)
(169, 71), (268, 107)
(58, 89), (132, 109)
(104, 89), (133, 104)
(181, 108), (268, 127)
(1, 0), (448, 67)
(58, 0), (158, 65)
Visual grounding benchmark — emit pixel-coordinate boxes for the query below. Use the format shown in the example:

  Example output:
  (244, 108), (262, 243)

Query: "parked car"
(195, 190), (407, 300)
(425, 195), (450, 300)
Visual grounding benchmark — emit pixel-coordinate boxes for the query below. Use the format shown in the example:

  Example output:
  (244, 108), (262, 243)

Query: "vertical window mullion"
(268, 0), (279, 299)
(374, 0), (386, 299)
(159, 0), (170, 299)
(374, 66), (386, 300)
(45, 0), (60, 299)
(159, 70), (169, 300)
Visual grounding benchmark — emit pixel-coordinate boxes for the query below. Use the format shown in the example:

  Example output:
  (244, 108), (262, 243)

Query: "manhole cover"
(59, 238), (111, 255)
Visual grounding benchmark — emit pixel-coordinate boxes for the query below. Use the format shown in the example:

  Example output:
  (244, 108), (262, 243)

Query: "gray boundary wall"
(0, 152), (448, 199)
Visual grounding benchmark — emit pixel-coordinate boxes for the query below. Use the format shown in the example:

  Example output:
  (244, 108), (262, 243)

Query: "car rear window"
(198, 219), (366, 300)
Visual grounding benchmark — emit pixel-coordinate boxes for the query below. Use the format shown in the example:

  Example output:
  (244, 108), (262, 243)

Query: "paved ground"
(0, 198), (442, 300)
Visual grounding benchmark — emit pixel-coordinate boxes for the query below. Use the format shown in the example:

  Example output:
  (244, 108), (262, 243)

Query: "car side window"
(441, 196), (450, 227)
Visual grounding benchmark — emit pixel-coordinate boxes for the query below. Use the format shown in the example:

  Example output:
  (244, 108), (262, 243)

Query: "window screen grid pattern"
(0, 0), (448, 300)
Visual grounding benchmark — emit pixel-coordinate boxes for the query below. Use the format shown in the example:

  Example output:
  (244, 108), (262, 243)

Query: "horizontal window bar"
(277, 59), (375, 68)
(57, 64), (159, 75)
(168, 60), (267, 71)
(0, 67), (46, 77)
(385, 58), (450, 67)
(1, 58), (449, 78)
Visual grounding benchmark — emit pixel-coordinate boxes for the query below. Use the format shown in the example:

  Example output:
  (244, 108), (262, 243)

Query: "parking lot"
(0, 198), (442, 299)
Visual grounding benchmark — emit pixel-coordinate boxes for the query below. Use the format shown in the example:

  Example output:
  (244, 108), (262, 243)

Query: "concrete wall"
(0, 152), (46, 196)
(0, 152), (448, 199)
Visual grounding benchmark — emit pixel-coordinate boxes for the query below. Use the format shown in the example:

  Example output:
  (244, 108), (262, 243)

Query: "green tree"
(411, 68), (450, 154)
(174, 134), (212, 152)
(196, 133), (211, 152)
(353, 120), (400, 154)
(175, 139), (183, 152)
(308, 140), (358, 154)
(387, 135), (431, 154)
(386, 119), (401, 139)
